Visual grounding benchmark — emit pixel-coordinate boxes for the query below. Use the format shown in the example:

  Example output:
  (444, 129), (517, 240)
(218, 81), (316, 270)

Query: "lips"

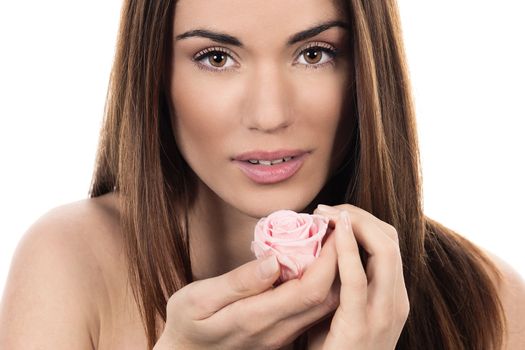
(234, 153), (308, 184)
(233, 149), (309, 162)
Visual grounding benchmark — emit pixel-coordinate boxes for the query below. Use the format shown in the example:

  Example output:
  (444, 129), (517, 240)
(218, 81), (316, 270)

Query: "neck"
(187, 180), (260, 280)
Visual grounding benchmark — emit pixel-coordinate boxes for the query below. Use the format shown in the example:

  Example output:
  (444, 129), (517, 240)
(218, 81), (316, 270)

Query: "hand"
(312, 204), (410, 350)
(157, 231), (341, 350)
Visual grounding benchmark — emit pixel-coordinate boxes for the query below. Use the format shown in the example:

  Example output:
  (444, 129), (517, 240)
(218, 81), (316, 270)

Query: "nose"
(242, 63), (294, 133)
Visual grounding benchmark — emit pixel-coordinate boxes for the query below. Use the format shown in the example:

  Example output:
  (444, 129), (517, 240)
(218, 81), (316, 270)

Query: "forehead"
(173, 0), (346, 43)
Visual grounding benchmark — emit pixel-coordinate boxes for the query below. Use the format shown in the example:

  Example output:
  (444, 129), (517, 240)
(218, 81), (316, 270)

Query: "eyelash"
(192, 42), (339, 73)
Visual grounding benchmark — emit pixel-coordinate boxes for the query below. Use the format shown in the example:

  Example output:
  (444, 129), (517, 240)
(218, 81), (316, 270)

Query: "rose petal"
(252, 210), (329, 283)
(276, 254), (317, 283)
(263, 229), (326, 245)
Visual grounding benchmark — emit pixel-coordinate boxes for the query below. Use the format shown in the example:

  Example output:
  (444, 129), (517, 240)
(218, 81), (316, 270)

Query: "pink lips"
(233, 149), (309, 184)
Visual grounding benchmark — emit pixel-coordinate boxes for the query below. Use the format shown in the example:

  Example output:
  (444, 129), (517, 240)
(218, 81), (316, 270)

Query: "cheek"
(169, 68), (239, 160)
(295, 71), (352, 174)
(295, 73), (347, 143)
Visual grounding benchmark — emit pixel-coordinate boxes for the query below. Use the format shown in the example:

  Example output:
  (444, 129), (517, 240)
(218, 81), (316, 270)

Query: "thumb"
(187, 255), (280, 319)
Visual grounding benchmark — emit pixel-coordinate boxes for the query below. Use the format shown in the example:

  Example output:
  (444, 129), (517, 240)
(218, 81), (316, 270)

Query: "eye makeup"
(191, 41), (340, 73)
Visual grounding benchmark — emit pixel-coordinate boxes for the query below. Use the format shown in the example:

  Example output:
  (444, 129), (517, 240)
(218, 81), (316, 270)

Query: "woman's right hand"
(155, 232), (340, 350)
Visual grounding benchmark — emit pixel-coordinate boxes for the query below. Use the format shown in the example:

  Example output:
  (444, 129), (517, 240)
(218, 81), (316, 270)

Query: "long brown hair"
(89, 0), (506, 349)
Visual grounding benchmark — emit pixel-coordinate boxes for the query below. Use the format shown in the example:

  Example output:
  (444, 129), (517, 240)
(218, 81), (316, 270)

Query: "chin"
(196, 166), (329, 218)
(229, 185), (323, 219)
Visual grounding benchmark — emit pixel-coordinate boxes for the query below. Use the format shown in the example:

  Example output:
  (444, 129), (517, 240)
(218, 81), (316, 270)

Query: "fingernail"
(317, 204), (337, 213)
(258, 256), (279, 279)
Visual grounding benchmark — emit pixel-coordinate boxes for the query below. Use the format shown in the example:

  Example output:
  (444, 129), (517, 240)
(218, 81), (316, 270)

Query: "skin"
(170, 0), (353, 280)
(1, 1), (524, 349)
(164, 0), (408, 348)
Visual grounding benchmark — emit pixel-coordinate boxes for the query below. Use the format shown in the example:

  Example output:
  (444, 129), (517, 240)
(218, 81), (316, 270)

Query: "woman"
(1, 0), (524, 349)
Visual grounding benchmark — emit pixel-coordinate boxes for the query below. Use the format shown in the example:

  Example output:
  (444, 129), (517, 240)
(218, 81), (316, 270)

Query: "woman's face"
(170, 0), (353, 218)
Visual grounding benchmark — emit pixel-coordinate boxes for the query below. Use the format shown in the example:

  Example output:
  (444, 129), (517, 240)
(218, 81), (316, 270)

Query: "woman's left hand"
(311, 204), (410, 350)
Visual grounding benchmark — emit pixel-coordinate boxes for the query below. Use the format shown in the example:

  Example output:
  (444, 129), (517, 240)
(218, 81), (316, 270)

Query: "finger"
(344, 204), (399, 244)
(316, 204), (399, 244)
(267, 277), (340, 347)
(182, 255), (281, 319)
(211, 232), (340, 335)
(340, 211), (402, 317)
(317, 207), (403, 321)
(333, 210), (368, 325)
(317, 206), (398, 269)
(273, 229), (339, 318)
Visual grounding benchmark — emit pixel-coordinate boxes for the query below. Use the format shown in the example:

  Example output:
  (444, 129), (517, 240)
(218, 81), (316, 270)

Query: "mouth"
(244, 156), (296, 166)
(233, 151), (309, 184)
(232, 149), (309, 162)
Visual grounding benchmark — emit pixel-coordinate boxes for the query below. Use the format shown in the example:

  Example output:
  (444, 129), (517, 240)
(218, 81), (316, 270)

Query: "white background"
(1, 1), (524, 296)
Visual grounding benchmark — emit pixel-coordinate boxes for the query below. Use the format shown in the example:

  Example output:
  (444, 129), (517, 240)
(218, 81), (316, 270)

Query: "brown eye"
(303, 48), (322, 64)
(209, 52), (227, 67)
(194, 48), (237, 71)
(296, 44), (337, 68)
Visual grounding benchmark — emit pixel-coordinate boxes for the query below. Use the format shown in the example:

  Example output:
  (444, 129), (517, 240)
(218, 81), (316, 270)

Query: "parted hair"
(89, 0), (506, 349)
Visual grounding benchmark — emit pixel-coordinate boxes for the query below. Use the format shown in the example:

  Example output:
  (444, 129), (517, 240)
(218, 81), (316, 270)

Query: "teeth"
(247, 156), (295, 165)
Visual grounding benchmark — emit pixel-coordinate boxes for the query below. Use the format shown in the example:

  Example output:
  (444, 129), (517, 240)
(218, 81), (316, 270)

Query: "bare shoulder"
(0, 192), (122, 349)
(482, 249), (525, 349)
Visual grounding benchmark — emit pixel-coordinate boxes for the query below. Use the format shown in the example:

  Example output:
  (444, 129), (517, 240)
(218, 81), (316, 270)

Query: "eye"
(193, 47), (237, 72)
(192, 42), (339, 73)
(295, 43), (338, 69)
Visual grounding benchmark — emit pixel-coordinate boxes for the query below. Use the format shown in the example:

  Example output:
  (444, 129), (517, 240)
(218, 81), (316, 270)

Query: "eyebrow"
(175, 20), (349, 47)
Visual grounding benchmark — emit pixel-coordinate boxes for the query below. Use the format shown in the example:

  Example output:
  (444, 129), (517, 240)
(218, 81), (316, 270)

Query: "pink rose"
(251, 209), (329, 285)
